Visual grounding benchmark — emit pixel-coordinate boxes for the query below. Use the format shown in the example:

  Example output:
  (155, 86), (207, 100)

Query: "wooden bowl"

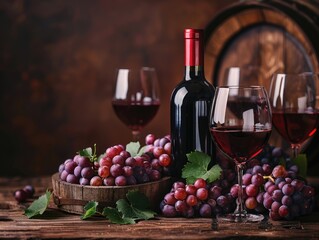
(51, 173), (172, 214)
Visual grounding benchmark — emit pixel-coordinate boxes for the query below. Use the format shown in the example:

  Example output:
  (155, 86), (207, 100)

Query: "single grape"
(186, 195), (198, 207)
(149, 170), (161, 181)
(14, 189), (28, 203)
(64, 161), (77, 174)
(199, 203), (212, 218)
(23, 185), (35, 198)
(158, 153), (171, 167)
(98, 166), (110, 178)
(251, 173), (264, 187)
(216, 195), (228, 208)
(112, 155), (125, 166)
(172, 182), (185, 190)
(81, 167), (94, 179)
(66, 174), (79, 184)
(282, 183), (294, 196)
(79, 177), (90, 185)
(272, 165), (287, 178)
(103, 176), (115, 186)
(245, 197), (258, 210)
(145, 133), (156, 145)
(77, 156), (91, 168)
(278, 205), (289, 218)
(185, 184), (197, 195)
(90, 176), (103, 186)
(119, 150), (131, 159)
(115, 176), (127, 186)
(194, 178), (207, 189)
(60, 170), (68, 181)
(174, 188), (187, 200)
(245, 184), (259, 197)
(162, 204), (177, 217)
(272, 189), (284, 202)
(175, 200), (187, 213)
(110, 164), (124, 177)
(125, 157), (136, 167)
(242, 173), (252, 186)
(99, 156), (112, 167)
(209, 185), (222, 200)
(196, 188), (208, 201)
(164, 192), (177, 205)
(74, 165), (82, 178)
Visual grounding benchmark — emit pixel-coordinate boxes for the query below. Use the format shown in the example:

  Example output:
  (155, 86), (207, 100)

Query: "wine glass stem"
(234, 162), (246, 218)
(291, 144), (300, 159)
(132, 130), (140, 142)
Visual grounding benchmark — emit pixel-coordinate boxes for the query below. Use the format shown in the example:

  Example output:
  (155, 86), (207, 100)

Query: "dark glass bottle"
(170, 28), (215, 178)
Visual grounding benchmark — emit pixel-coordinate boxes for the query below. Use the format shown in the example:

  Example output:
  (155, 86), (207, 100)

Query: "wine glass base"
(216, 213), (264, 223)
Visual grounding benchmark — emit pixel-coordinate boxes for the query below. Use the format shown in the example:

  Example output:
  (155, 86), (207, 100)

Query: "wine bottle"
(170, 28), (215, 178)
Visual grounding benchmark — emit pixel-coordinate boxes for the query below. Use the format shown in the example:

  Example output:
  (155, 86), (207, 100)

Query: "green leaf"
(126, 190), (150, 210)
(126, 142), (140, 157)
(201, 164), (223, 183)
(102, 207), (136, 224)
(81, 201), (98, 220)
(24, 190), (52, 218)
(116, 197), (155, 220)
(182, 151), (222, 184)
(79, 147), (93, 157)
(292, 154), (307, 179)
(137, 145), (147, 156)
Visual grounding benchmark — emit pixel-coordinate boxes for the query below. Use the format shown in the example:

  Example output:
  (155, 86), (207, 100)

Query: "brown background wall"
(0, 0), (235, 177)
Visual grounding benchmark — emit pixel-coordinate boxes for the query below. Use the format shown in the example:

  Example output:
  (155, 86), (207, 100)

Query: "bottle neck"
(184, 34), (204, 80)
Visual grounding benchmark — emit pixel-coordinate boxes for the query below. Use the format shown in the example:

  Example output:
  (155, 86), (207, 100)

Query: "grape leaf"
(78, 144), (97, 162)
(102, 207), (136, 224)
(292, 154), (307, 179)
(24, 190), (52, 218)
(182, 151), (222, 184)
(81, 201), (98, 220)
(126, 142), (140, 157)
(126, 190), (151, 210)
(116, 191), (155, 220)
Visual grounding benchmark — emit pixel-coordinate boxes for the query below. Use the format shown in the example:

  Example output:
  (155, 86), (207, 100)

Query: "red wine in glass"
(269, 73), (319, 158)
(272, 111), (319, 145)
(209, 86), (272, 223)
(112, 100), (160, 132)
(211, 126), (272, 164)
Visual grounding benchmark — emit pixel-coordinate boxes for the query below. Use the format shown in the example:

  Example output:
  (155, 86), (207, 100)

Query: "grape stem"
(263, 175), (275, 183)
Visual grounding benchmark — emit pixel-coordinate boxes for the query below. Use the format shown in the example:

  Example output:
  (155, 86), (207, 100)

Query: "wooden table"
(1, 176), (319, 239)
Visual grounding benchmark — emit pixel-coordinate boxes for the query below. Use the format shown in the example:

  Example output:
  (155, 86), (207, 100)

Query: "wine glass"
(209, 86), (272, 222)
(268, 72), (319, 158)
(112, 67), (160, 141)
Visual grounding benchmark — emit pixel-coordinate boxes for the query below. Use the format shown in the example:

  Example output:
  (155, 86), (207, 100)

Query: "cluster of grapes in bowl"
(160, 146), (316, 220)
(58, 134), (171, 186)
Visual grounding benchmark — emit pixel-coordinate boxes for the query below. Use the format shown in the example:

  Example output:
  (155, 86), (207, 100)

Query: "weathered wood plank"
(1, 176), (319, 239)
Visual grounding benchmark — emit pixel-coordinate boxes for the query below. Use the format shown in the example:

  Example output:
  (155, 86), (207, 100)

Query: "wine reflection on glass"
(269, 72), (319, 158)
(209, 86), (272, 222)
(112, 67), (160, 141)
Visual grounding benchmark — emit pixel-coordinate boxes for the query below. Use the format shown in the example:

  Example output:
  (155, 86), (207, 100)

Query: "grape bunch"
(58, 134), (172, 186)
(160, 151), (237, 218)
(160, 145), (316, 221)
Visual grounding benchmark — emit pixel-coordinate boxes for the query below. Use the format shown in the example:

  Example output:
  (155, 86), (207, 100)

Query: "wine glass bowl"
(268, 73), (319, 158)
(209, 86), (272, 222)
(112, 67), (160, 141)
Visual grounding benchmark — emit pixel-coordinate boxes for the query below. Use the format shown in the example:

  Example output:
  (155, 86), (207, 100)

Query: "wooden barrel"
(52, 173), (172, 214)
(204, 0), (319, 174)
